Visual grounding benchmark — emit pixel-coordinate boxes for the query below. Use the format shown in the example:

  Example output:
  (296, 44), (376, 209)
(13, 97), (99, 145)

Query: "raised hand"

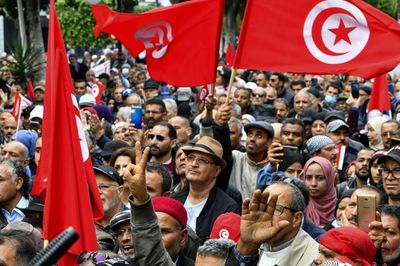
(368, 212), (384, 249)
(123, 141), (150, 204)
(267, 142), (284, 171)
(237, 190), (289, 255)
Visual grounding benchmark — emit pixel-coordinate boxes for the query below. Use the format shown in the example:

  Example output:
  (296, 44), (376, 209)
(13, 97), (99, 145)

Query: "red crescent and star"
(328, 18), (356, 45)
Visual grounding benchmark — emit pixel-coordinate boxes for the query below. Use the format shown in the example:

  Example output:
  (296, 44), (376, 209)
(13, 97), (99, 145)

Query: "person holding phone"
(299, 157), (337, 228)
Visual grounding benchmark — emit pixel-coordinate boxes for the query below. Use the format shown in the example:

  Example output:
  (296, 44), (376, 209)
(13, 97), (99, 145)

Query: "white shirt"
(184, 198), (207, 232)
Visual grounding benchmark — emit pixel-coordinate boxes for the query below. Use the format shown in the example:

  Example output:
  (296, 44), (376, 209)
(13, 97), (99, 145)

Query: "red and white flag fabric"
(234, 0), (400, 79)
(368, 74), (391, 113)
(12, 92), (32, 123)
(91, 0), (224, 86)
(31, 1), (103, 265)
(336, 144), (346, 170)
(90, 80), (105, 104)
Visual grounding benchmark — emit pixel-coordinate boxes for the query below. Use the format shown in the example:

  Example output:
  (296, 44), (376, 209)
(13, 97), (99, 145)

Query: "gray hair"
(231, 103), (242, 116)
(228, 117), (243, 134)
(163, 98), (178, 114)
(197, 239), (235, 259)
(294, 91), (311, 102)
(271, 181), (306, 212)
(0, 159), (29, 196)
(273, 98), (289, 108)
(127, 93), (142, 103)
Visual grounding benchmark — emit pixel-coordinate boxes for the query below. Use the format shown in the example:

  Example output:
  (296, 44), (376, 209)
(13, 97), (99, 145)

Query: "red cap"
(152, 197), (187, 228)
(210, 212), (240, 243)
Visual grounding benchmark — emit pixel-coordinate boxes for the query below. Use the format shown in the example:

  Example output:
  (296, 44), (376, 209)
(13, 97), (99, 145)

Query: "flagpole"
(225, 68), (237, 104)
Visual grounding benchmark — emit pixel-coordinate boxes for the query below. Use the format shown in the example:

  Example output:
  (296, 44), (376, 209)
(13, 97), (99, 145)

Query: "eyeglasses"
(252, 93), (265, 98)
(379, 168), (400, 179)
(98, 184), (119, 191)
(274, 204), (295, 216)
(147, 134), (168, 142)
(187, 154), (216, 165)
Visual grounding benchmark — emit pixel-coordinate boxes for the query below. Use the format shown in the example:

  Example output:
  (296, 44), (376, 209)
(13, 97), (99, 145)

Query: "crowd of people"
(0, 47), (399, 266)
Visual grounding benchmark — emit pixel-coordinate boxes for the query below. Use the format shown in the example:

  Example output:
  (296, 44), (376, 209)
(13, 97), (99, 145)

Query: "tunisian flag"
(92, 0), (224, 86)
(368, 74), (391, 112)
(234, 0), (400, 79)
(31, 1), (103, 265)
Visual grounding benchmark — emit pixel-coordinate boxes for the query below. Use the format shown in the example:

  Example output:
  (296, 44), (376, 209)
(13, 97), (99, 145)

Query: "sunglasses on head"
(147, 133), (167, 141)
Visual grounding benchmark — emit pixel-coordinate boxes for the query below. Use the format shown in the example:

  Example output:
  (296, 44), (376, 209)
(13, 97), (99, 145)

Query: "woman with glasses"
(299, 157), (337, 228)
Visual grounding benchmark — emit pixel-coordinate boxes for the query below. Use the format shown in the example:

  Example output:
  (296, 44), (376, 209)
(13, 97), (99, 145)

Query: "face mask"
(395, 92), (400, 102)
(325, 95), (336, 104)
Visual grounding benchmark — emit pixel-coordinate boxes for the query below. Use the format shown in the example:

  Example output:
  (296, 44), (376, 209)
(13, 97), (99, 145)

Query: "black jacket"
(172, 185), (240, 243)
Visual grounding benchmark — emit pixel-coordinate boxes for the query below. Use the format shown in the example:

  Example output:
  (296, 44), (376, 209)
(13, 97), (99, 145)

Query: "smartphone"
(277, 146), (299, 172)
(282, 146), (299, 162)
(351, 82), (359, 98)
(357, 194), (376, 233)
(131, 106), (142, 129)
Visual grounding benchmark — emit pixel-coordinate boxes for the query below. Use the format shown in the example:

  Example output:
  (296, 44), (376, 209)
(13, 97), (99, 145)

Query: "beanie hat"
(152, 197), (187, 228)
(14, 130), (38, 158)
(306, 135), (334, 154)
(210, 212), (240, 243)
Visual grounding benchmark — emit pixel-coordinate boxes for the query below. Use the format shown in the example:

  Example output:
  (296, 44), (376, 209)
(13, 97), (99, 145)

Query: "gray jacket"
(130, 196), (174, 266)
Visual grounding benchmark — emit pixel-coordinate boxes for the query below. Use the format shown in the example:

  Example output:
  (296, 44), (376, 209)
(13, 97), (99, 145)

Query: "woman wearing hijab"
(313, 227), (376, 266)
(367, 116), (388, 151)
(299, 156), (337, 227)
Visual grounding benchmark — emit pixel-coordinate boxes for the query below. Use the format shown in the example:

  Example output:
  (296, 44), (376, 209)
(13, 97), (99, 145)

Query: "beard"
(356, 168), (370, 181)
(150, 144), (170, 158)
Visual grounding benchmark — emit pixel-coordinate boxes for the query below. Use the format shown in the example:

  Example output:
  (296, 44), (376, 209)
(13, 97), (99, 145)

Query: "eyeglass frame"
(147, 133), (169, 142)
(379, 167), (400, 179)
(274, 204), (296, 216)
(186, 153), (216, 165)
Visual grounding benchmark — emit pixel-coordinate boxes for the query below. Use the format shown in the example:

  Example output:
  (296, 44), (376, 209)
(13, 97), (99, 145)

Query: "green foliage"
(55, 0), (115, 47)
(6, 39), (44, 82)
(0, 0), (49, 21)
(364, 0), (398, 18)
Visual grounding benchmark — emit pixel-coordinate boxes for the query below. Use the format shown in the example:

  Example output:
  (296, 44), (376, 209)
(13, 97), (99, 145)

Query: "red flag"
(12, 92), (21, 122)
(368, 74), (391, 112)
(31, 1), (103, 265)
(234, 0), (400, 79)
(27, 79), (35, 100)
(225, 43), (235, 67)
(91, 80), (105, 104)
(92, 0), (224, 86)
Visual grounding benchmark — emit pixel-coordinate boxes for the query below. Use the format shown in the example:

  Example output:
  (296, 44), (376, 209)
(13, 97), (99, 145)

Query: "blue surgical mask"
(395, 92), (400, 102)
(325, 95), (336, 104)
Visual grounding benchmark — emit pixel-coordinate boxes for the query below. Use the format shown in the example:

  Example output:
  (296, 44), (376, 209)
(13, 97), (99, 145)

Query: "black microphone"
(29, 227), (79, 266)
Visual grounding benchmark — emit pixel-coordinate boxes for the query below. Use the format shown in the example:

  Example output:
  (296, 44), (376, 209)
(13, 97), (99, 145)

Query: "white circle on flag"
(91, 83), (99, 98)
(303, 0), (370, 64)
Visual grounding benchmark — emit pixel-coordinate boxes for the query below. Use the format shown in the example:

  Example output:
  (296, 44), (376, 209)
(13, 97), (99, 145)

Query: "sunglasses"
(147, 134), (168, 141)
(252, 93), (265, 97)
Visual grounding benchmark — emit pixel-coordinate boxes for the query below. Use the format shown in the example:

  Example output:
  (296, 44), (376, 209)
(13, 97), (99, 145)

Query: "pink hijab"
(299, 156), (337, 226)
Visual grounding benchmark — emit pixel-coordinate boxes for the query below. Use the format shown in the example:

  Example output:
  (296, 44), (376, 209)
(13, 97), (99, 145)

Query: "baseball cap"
(176, 87), (192, 102)
(79, 93), (96, 108)
(378, 146), (400, 164)
(29, 105), (44, 120)
(244, 121), (274, 139)
(93, 165), (124, 186)
(327, 120), (349, 132)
